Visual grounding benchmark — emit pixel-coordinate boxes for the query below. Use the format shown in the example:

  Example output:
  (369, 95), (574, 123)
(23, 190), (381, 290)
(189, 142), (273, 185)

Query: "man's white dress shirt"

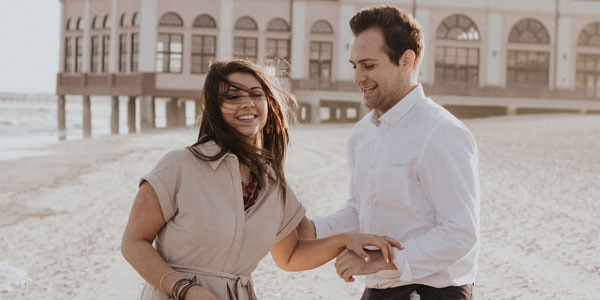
(313, 85), (480, 289)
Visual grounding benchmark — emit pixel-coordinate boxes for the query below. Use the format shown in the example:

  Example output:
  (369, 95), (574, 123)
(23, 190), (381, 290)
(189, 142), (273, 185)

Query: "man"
(297, 5), (480, 300)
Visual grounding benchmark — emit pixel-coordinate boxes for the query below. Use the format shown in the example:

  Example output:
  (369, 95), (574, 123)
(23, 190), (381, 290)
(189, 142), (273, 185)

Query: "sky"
(0, 0), (61, 94)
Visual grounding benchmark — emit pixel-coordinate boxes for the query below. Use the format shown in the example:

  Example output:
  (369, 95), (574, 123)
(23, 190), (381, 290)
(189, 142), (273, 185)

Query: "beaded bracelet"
(169, 278), (190, 299)
(169, 276), (200, 300)
(178, 282), (201, 300)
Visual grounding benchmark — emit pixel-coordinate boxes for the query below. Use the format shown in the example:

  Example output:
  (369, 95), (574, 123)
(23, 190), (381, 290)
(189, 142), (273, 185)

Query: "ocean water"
(0, 95), (198, 288)
(0, 95), (197, 161)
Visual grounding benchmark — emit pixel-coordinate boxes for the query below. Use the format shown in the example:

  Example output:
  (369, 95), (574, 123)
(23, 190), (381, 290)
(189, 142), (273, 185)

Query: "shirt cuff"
(311, 216), (332, 239)
(392, 247), (413, 282)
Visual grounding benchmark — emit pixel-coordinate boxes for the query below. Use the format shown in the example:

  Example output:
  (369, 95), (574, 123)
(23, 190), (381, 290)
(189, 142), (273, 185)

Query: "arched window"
(191, 14), (217, 74)
(266, 18), (291, 76)
(159, 12), (184, 27)
(65, 18), (71, 31)
(235, 16), (258, 30)
(233, 17), (258, 62)
(578, 22), (600, 47)
(576, 22), (600, 98)
(120, 13), (127, 27)
(157, 13), (183, 73)
(506, 19), (550, 88)
(508, 18), (550, 44)
(131, 12), (139, 27)
(193, 14), (216, 28)
(434, 14), (480, 85)
(103, 15), (111, 29)
(91, 16), (98, 29)
(436, 14), (479, 41)
(267, 18), (290, 32)
(76, 17), (82, 30)
(311, 20), (333, 34)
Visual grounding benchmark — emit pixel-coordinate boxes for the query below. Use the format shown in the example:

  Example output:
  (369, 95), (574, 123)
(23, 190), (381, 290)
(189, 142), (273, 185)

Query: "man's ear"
(400, 50), (416, 72)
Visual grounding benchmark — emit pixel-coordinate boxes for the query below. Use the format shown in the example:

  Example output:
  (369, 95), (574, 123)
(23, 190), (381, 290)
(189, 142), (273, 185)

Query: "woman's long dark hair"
(187, 59), (294, 190)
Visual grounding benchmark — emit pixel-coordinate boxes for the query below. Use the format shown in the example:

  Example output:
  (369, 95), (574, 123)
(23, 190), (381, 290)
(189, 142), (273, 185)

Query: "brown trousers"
(360, 284), (473, 300)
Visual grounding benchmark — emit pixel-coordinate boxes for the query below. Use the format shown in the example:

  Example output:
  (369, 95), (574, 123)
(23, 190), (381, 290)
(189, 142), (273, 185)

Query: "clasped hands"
(337, 233), (403, 282)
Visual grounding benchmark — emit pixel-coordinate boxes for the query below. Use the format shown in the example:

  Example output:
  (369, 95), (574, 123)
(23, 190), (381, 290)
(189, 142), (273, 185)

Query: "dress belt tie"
(170, 264), (256, 300)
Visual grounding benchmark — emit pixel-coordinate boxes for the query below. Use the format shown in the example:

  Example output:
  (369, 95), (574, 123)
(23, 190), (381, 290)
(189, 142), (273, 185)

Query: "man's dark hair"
(350, 5), (423, 66)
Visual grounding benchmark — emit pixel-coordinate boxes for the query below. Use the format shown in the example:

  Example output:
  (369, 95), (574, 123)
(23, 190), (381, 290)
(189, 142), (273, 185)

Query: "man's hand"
(335, 249), (397, 282)
(296, 216), (316, 239)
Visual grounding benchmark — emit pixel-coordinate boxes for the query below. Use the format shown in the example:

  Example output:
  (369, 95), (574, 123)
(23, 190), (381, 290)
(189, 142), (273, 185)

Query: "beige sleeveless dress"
(139, 141), (305, 300)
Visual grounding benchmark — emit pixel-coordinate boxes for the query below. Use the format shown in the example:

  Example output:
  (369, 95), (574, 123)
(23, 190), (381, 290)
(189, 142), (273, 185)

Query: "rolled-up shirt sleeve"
(392, 124), (480, 281)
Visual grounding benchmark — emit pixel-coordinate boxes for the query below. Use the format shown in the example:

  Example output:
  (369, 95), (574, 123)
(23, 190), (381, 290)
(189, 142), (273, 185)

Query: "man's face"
(349, 27), (406, 116)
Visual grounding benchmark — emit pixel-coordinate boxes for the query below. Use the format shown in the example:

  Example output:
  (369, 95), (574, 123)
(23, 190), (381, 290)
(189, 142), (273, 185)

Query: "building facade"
(56, 0), (600, 136)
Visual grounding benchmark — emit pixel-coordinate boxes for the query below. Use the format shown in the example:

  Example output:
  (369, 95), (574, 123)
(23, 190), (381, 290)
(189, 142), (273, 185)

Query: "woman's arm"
(270, 227), (402, 272)
(121, 182), (218, 299)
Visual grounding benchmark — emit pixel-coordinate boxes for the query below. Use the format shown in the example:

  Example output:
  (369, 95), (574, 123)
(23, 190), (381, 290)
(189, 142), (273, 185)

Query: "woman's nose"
(240, 96), (255, 108)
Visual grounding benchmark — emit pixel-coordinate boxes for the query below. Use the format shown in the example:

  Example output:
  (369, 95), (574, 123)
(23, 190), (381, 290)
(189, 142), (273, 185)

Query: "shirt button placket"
(367, 132), (383, 233)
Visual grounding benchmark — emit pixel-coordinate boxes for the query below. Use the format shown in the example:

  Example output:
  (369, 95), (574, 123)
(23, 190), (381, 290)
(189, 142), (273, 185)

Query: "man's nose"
(354, 68), (365, 85)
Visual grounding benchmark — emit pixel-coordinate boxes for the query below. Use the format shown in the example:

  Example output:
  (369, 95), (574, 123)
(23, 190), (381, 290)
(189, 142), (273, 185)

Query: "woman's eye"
(225, 95), (240, 100)
(364, 64), (374, 70)
(250, 93), (264, 98)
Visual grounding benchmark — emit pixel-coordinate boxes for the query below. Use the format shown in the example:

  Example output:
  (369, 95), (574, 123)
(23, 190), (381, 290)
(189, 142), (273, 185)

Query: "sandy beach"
(1, 114), (599, 299)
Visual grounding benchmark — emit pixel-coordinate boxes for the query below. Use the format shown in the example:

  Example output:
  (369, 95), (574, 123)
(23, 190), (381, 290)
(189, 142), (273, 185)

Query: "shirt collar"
(192, 140), (279, 182)
(370, 84), (423, 127)
(191, 140), (231, 170)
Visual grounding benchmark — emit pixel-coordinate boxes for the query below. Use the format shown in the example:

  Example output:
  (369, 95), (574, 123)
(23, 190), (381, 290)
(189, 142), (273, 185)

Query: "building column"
(337, 5), (355, 82)
(166, 98), (179, 128)
(415, 8), (432, 85)
(177, 99), (187, 127)
(82, 0), (91, 73)
(57, 95), (66, 140)
(127, 96), (137, 133)
(108, 0), (119, 73)
(218, 0), (234, 58)
(310, 100), (320, 124)
(556, 16), (572, 89)
(82, 95), (92, 138)
(140, 96), (155, 131)
(290, 1), (307, 79)
(110, 96), (119, 135)
(151, 97), (156, 128)
(139, 0), (157, 72)
(486, 13), (502, 87)
(194, 98), (202, 125)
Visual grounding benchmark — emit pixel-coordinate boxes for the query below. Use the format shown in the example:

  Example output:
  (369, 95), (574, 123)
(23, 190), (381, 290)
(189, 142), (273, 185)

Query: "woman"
(121, 59), (401, 300)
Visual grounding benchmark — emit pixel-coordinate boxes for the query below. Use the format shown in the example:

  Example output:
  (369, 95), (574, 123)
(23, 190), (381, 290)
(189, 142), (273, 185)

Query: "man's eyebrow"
(349, 58), (377, 64)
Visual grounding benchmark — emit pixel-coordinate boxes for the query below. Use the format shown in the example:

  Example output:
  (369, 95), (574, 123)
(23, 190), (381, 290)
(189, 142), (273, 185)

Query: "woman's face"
(220, 72), (269, 145)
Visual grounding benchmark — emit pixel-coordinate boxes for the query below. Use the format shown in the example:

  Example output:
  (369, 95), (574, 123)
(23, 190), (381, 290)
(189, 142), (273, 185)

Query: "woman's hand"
(339, 233), (403, 264)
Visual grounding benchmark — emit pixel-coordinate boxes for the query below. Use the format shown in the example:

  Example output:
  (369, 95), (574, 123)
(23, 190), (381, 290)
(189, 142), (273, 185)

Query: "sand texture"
(1, 115), (599, 299)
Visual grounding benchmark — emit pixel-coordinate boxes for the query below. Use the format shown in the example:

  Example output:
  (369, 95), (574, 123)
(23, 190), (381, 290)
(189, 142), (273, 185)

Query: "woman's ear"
(401, 50), (416, 72)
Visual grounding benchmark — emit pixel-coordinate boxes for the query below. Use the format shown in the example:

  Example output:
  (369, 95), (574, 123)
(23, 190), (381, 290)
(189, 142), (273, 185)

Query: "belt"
(170, 264), (256, 300)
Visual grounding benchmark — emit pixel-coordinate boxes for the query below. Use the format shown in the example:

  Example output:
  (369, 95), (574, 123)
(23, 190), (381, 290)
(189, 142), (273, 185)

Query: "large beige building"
(56, 0), (600, 136)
